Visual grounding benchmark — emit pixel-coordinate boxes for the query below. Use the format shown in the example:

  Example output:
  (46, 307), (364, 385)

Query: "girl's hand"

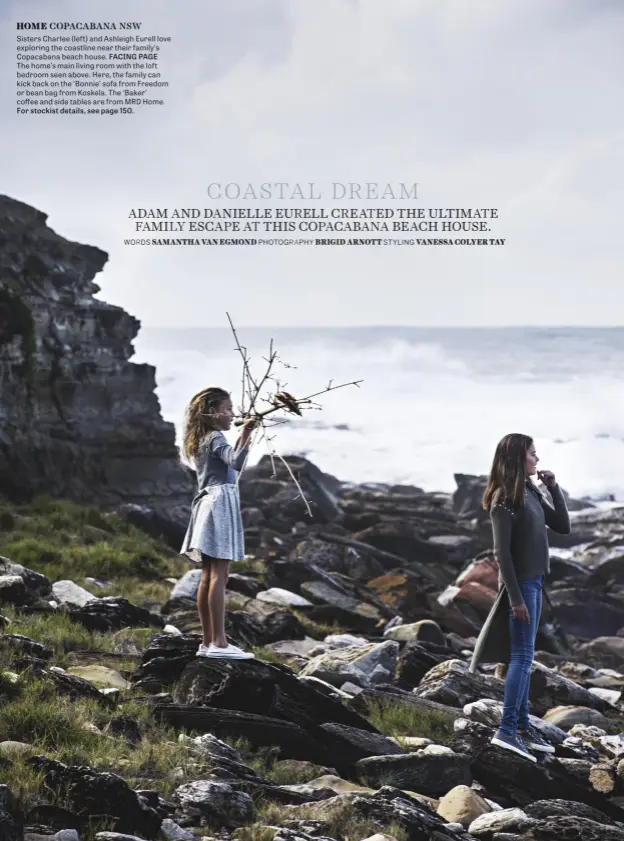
(537, 469), (556, 488)
(239, 417), (258, 445)
(512, 603), (530, 623)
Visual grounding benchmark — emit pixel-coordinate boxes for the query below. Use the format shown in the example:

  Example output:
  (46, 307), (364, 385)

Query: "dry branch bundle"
(225, 312), (362, 515)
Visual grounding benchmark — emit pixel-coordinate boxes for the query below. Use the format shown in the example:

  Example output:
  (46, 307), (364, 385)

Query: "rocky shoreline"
(1, 459), (624, 840)
(3, 195), (624, 839)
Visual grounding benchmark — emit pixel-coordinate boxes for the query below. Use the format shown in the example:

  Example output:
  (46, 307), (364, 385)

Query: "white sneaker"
(196, 644), (213, 657)
(202, 643), (255, 660)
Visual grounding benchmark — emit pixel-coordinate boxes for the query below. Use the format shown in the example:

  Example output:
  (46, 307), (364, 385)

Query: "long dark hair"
(182, 386), (230, 462)
(482, 433), (533, 511)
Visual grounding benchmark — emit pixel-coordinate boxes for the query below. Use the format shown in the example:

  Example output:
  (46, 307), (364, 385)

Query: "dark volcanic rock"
(352, 522), (450, 567)
(240, 456), (342, 525)
(319, 722), (405, 766)
(0, 558), (52, 605)
(40, 666), (117, 709)
(0, 194), (192, 525)
(546, 588), (624, 640)
(68, 597), (164, 632)
(0, 633), (52, 661)
(115, 503), (188, 550)
(155, 705), (334, 766)
(356, 750), (472, 797)
(343, 786), (474, 840)
(524, 798), (617, 824)
(395, 640), (452, 689)
(0, 785), (22, 841)
(452, 718), (624, 821)
(172, 779), (254, 829)
(173, 657), (378, 734)
(27, 755), (162, 836)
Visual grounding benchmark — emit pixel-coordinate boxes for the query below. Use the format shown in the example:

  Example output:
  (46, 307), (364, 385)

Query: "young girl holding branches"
(180, 386), (257, 659)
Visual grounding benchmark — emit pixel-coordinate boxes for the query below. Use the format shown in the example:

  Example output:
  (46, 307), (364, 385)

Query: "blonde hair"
(182, 386), (230, 462)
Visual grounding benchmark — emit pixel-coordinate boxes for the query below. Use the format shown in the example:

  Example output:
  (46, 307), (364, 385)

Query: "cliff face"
(0, 194), (193, 525)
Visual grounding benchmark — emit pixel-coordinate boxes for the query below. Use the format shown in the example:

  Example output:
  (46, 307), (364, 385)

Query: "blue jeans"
(500, 575), (543, 735)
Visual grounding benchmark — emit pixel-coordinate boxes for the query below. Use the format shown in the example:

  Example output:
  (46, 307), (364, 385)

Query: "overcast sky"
(1, 0), (622, 327)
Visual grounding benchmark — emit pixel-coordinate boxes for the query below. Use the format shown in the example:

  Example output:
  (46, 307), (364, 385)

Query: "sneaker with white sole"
(196, 644), (213, 657)
(518, 725), (555, 754)
(200, 643), (255, 660)
(491, 729), (537, 762)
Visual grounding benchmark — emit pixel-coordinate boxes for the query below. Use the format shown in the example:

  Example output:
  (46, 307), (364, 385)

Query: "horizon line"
(140, 323), (624, 330)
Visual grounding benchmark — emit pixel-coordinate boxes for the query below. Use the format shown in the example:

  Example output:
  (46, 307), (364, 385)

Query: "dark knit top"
(490, 482), (570, 607)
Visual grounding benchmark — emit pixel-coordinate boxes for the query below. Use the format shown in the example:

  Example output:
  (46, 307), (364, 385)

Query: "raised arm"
(211, 431), (249, 471)
(540, 483), (571, 534)
(491, 503), (523, 607)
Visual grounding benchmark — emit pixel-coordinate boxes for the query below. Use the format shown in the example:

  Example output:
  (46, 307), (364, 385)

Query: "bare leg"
(197, 555), (212, 647)
(208, 559), (230, 648)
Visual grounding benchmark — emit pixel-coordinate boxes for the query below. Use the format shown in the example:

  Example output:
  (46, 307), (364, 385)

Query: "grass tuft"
(365, 699), (454, 745)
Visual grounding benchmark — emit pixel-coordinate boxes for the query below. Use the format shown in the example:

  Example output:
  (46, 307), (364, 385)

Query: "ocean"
(133, 326), (624, 501)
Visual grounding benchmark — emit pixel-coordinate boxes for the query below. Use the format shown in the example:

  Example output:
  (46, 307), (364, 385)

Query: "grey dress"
(180, 430), (249, 563)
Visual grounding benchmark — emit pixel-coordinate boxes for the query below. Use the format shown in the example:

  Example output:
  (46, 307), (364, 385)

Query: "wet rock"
(52, 580), (97, 607)
(356, 750), (472, 797)
(69, 597), (164, 633)
(299, 641), (399, 689)
(172, 779), (254, 829)
(26, 755), (162, 837)
(436, 784), (492, 827)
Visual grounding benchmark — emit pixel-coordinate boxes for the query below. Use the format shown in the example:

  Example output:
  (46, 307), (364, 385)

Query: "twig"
(226, 312), (258, 409)
(233, 379), (363, 426)
(225, 315), (361, 517)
